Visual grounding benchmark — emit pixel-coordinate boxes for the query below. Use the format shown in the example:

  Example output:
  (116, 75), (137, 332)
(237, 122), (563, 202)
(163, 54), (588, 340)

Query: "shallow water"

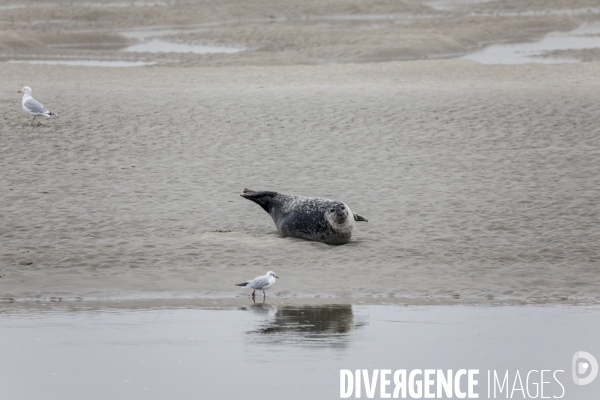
(425, 0), (493, 12)
(1, 303), (599, 399)
(464, 22), (600, 64)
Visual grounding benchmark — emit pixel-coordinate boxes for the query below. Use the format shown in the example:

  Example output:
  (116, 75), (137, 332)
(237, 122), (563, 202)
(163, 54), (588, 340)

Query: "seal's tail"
(240, 188), (278, 213)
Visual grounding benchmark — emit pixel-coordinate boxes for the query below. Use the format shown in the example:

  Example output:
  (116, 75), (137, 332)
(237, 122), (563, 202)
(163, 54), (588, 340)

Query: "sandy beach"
(0, 0), (599, 304)
(1, 58), (599, 303)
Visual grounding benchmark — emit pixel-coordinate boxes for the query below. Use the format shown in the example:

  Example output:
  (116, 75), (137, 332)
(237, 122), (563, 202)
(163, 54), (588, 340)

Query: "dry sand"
(1, 60), (599, 303)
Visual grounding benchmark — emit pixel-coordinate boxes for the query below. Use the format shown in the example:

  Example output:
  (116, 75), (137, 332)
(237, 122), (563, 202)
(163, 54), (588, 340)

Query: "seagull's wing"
(24, 98), (50, 114)
(250, 276), (270, 290)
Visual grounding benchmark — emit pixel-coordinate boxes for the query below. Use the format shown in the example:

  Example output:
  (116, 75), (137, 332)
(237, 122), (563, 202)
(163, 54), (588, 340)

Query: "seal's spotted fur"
(241, 188), (368, 245)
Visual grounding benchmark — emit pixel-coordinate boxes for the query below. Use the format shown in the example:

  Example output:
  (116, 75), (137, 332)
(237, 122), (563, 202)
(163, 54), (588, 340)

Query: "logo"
(572, 351), (598, 386)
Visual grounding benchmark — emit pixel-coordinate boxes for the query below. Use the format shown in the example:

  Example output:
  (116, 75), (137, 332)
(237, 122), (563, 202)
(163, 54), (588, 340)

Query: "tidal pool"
(0, 303), (598, 399)
(463, 22), (600, 64)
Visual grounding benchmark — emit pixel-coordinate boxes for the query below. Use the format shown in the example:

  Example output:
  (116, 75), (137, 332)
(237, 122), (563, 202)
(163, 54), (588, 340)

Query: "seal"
(241, 188), (368, 245)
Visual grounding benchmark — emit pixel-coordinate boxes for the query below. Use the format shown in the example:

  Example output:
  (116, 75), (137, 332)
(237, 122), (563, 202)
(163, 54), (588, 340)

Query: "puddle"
(123, 39), (243, 54)
(480, 8), (600, 18)
(425, 0), (494, 12)
(464, 22), (600, 64)
(7, 60), (155, 67)
(1, 303), (598, 399)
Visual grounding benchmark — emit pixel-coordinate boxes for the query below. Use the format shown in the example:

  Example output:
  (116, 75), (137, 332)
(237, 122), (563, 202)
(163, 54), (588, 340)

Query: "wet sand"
(1, 60), (599, 303)
(2, 0), (600, 66)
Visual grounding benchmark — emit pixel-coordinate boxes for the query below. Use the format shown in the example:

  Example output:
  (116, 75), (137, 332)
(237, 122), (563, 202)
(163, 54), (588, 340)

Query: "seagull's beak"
(17, 90), (22, 93)
(275, 275), (279, 279)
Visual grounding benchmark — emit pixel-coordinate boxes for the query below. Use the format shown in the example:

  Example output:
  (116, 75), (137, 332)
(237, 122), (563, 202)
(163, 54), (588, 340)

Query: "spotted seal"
(241, 188), (368, 245)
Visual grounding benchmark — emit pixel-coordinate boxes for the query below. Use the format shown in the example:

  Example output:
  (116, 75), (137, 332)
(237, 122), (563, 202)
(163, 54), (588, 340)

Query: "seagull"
(17, 86), (55, 126)
(236, 271), (279, 298)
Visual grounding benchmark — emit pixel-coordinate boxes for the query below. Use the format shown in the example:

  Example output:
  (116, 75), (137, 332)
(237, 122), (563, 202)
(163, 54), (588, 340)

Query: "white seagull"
(236, 271), (279, 298)
(18, 86), (55, 126)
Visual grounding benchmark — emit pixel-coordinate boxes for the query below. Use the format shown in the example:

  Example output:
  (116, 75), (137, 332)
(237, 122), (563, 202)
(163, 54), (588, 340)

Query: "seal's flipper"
(353, 213), (368, 222)
(240, 188), (279, 213)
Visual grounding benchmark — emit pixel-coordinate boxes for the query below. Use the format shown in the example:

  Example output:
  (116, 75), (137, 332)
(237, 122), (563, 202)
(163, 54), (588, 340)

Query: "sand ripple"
(0, 61), (599, 303)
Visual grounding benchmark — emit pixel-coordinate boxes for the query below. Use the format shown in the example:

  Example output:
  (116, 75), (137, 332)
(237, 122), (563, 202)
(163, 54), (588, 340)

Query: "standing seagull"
(17, 86), (55, 126)
(236, 271), (279, 298)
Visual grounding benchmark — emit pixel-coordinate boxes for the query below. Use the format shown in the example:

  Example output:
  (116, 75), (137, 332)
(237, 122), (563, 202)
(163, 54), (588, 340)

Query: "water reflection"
(0, 304), (598, 400)
(243, 299), (277, 316)
(243, 303), (365, 347)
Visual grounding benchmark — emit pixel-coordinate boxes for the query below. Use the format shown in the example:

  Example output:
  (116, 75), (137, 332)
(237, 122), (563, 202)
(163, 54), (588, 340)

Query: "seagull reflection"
(245, 304), (365, 348)
(240, 298), (277, 316)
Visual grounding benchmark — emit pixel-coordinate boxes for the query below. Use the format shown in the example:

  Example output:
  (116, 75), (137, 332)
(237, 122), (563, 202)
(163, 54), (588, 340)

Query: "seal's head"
(325, 202), (354, 229)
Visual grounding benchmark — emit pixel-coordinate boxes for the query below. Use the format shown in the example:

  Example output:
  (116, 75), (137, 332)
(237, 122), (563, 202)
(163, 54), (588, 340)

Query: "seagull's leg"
(263, 290), (266, 298)
(30, 116), (36, 126)
(251, 290), (255, 297)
